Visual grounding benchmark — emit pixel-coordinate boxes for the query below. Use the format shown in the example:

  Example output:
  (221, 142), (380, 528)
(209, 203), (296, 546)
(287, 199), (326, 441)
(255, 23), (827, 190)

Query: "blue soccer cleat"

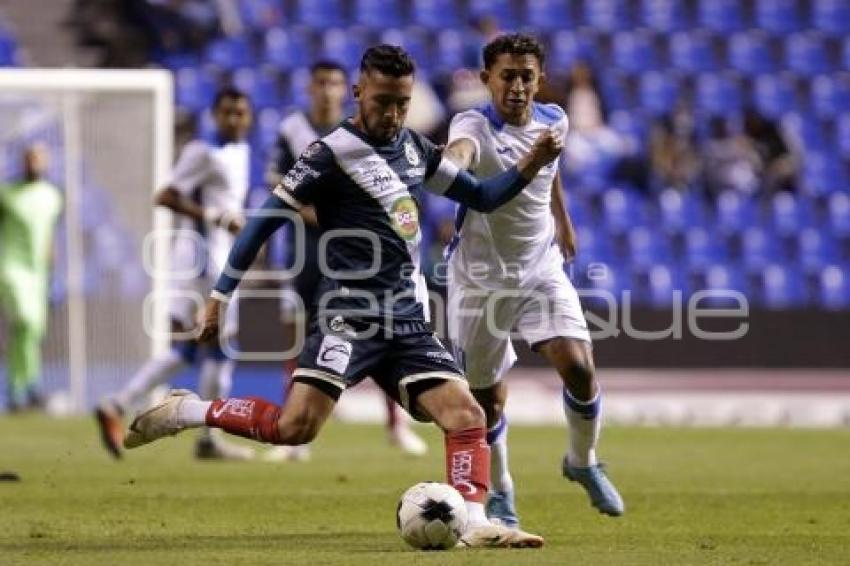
(486, 490), (520, 528)
(562, 459), (625, 516)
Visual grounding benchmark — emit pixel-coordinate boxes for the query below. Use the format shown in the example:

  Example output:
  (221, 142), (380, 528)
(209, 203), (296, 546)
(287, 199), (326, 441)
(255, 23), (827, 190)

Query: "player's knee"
(565, 359), (594, 384)
(443, 398), (486, 432)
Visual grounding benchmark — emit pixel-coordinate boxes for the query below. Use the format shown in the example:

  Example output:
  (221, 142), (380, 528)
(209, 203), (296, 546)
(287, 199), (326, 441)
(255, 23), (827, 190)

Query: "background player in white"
(95, 88), (255, 461)
(443, 34), (624, 526)
(264, 60), (427, 462)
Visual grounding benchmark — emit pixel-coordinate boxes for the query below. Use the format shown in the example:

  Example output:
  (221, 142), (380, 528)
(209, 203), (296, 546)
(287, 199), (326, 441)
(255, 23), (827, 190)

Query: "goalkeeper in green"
(0, 143), (62, 412)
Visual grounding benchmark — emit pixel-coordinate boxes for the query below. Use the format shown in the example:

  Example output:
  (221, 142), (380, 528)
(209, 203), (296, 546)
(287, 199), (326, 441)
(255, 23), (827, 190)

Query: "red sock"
(205, 397), (282, 444)
(445, 427), (490, 503)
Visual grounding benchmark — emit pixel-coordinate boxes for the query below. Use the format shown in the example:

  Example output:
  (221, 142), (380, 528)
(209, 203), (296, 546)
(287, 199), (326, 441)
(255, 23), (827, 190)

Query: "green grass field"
(1, 416), (849, 565)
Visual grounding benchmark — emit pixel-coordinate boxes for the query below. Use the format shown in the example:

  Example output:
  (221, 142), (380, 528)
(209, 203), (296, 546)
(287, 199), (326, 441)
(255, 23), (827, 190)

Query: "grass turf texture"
(0, 416), (849, 565)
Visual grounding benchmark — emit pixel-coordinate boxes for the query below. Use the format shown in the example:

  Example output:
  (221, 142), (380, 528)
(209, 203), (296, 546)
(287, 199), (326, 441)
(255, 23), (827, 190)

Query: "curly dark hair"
(482, 33), (546, 69)
(360, 44), (416, 77)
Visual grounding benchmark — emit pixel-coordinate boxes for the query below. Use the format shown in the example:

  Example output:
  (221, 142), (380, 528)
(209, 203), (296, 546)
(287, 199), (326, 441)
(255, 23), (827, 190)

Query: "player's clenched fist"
(517, 128), (564, 180)
(196, 297), (223, 343)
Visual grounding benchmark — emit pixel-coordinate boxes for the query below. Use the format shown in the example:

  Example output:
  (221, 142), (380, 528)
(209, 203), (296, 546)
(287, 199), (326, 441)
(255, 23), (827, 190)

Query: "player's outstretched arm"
(198, 193), (292, 342)
(427, 129), (563, 212)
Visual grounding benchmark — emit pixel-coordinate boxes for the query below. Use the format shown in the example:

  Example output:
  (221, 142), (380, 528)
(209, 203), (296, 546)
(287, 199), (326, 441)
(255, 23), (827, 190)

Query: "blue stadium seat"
(640, 0), (687, 32)
(670, 30), (717, 74)
(729, 31), (776, 75)
(646, 264), (687, 307)
(701, 264), (750, 307)
(811, 75), (850, 118)
(760, 264), (807, 308)
(828, 192), (850, 237)
(838, 114), (850, 157)
(584, 0), (630, 32)
(294, 0), (345, 28)
(433, 30), (465, 73)
(658, 189), (706, 233)
(255, 107), (282, 153)
(784, 112), (827, 151)
(526, 0), (573, 31)
(239, 0), (284, 31)
(818, 265), (850, 309)
(598, 71), (630, 112)
(157, 52), (201, 71)
(574, 226), (615, 271)
(382, 28), (431, 74)
(786, 33), (831, 76)
(264, 28), (313, 71)
(612, 30), (659, 73)
(843, 37), (850, 70)
(755, 0), (802, 34)
(584, 263), (625, 304)
(698, 0), (744, 33)
(797, 227), (839, 273)
(685, 226), (727, 269)
(695, 74), (742, 114)
(753, 74), (797, 118)
(550, 30), (598, 69)
(287, 67), (312, 108)
(603, 188), (646, 234)
(321, 28), (367, 71)
(716, 190), (757, 235)
(411, 0), (460, 28)
(204, 37), (254, 71)
(770, 192), (814, 236)
(627, 226), (672, 270)
(609, 110), (649, 153)
(354, 0), (402, 28)
(232, 67), (280, 110)
(812, 0), (850, 36)
(741, 227), (782, 270)
(802, 151), (847, 196)
(468, 0), (514, 27)
(638, 72), (679, 116)
(174, 67), (217, 112)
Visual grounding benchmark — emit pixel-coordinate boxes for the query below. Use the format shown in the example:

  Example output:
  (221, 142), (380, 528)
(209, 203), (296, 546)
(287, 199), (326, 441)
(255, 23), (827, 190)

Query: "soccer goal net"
(0, 69), (173, 414)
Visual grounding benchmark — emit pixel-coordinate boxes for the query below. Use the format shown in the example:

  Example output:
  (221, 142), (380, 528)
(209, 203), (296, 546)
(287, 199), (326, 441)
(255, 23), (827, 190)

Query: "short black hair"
(482, 33), (546, 70)
(311, 59), (348, 79)
(213, 87), (249, 109)
(359, 44), (415, 78)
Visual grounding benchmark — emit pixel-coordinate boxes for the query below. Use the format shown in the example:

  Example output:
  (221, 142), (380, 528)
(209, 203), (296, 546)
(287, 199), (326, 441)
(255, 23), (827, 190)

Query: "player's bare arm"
(155, 186), (244, 235)
(443, 138), (477, 170)
(550, 170), (577, 261)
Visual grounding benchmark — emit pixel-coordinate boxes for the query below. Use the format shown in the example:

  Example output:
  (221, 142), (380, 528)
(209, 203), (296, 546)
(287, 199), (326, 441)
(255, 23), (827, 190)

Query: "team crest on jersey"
(404, 141), (420, 166)
(390, 196), (420, 240)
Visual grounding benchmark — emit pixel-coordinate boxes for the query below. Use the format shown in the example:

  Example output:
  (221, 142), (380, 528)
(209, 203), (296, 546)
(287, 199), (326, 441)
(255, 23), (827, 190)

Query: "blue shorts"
(292, 315), (465, 421)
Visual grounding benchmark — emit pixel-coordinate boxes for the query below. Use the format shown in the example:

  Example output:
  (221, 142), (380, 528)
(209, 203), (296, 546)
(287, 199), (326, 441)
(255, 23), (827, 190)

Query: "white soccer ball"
(396, 482), (468, 550)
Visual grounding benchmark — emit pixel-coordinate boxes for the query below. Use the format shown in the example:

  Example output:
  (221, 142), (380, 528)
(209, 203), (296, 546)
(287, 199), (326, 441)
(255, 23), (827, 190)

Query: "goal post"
(0, 69), (173, 414)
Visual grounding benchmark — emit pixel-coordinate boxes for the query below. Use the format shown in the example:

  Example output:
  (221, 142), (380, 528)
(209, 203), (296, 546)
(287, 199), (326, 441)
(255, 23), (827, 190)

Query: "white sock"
(177, 399), (212, 428)
(196, 358), (235, 441)
(465, 501), (490, 528)
(487, 415), (514, 494)
(563, 387), (601, 468)
(112, 350), (187, 412)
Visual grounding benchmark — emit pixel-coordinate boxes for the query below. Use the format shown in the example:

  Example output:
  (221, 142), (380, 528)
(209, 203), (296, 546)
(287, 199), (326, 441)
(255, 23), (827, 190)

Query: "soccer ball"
(396, 482), (468, 550)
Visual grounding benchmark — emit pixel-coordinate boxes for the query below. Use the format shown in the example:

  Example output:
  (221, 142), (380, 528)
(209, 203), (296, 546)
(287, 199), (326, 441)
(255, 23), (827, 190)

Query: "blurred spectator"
(649, 107), (701, 191)
(743, 108), (798, 194)
(702, 116), (761, 198)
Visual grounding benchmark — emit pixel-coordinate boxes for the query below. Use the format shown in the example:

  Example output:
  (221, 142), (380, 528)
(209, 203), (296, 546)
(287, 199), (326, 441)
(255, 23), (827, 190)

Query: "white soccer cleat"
(457, 523), (544, 549)
(124, 389), (199, 449)
(388, 425), (428, 457)
(262, 444), (312, 463)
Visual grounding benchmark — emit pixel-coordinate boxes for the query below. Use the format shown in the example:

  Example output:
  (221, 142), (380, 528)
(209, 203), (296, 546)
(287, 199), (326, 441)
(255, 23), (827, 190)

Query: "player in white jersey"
(264, 60), (427, 462)
(95, 88), (255, 461)
(444, 34), (624, 526)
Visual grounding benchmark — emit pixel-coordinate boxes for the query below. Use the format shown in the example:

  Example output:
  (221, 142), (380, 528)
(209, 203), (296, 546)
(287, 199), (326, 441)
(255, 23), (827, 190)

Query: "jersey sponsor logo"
(282, 160), (320, 190)
(404, 140), (420, 166)
(402, 167), (426, 178)
(390, 196), (420, 241)
(425, 350), (455, 362)
(301, 142), (322, 159)
(316, 334), (353, 374)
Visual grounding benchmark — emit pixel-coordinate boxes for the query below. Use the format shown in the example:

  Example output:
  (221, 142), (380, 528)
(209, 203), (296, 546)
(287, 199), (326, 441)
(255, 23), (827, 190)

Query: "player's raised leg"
(195, 354), (255, 460)
(537, 337), (624, 516)
(415, 379), (543, 549)
(124, 380), (336, 449)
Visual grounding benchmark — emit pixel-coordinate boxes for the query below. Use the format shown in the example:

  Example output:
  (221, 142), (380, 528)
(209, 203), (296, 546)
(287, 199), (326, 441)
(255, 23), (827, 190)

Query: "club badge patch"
(316, 334), (353, 375)
(404, 141), (420, 166)
(390, 196), (420, 241)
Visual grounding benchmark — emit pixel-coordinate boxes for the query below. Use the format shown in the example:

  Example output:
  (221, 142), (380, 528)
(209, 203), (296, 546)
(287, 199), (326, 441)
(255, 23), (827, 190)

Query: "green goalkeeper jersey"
(0, 179), (62, 320)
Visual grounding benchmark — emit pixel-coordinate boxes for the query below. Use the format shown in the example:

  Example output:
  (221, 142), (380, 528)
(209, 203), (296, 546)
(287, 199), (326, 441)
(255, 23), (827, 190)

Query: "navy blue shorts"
(292, 315), (465, 421)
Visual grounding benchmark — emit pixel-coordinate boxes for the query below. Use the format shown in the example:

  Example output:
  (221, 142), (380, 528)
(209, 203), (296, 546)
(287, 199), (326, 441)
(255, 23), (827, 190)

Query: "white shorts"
(168, 276), (239, 338)
(447, 246), (590, 389)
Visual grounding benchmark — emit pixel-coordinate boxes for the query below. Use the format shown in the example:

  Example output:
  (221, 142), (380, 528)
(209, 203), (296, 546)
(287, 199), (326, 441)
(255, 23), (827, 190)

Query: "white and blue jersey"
(447, 102), (568, 286)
